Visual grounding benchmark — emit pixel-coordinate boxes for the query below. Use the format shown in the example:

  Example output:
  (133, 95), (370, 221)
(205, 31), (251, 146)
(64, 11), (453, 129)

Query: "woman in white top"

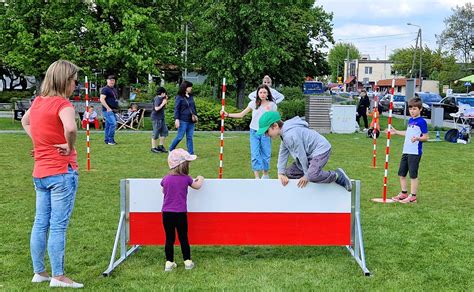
(223, 84), (278, 179)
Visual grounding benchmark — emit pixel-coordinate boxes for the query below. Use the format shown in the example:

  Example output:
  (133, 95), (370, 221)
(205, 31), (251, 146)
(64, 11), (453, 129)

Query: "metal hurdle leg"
(346, 180), (371, 276)
(103, 180), (140, 276)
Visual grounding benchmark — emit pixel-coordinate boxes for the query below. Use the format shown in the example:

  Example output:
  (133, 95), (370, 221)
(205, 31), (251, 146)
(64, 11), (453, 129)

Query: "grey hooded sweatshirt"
(277, 116), (331, 177)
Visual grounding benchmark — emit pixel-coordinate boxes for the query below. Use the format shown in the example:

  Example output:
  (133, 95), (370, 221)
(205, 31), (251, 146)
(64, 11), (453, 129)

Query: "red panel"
(129, 212), (351, 246)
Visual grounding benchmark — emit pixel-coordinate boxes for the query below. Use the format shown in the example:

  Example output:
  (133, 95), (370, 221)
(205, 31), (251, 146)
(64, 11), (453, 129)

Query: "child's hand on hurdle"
(297, 176), (308, 188)
(278, 174), (289, 186)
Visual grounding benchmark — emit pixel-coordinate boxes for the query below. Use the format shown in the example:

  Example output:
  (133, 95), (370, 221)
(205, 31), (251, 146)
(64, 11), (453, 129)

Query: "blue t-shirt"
(402, 117), (428, 155)
(100, 86), (119, 111)
(161, 174), (193, 212)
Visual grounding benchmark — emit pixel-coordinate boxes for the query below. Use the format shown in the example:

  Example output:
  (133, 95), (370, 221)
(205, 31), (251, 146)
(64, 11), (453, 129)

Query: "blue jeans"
(250, 129), (272, 171)
(103, 111), (117, 143)
(30, 166), (78, 277)
(169, 121), (195, 154)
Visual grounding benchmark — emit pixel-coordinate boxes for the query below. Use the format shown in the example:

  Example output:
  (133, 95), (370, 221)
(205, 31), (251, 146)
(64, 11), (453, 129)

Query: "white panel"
(128, 179), (351, 213)
(331, 105), (357, 133)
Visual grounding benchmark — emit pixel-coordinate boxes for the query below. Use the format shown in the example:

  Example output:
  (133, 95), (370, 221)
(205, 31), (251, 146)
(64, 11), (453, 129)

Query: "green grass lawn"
(0, 118), (473, 290)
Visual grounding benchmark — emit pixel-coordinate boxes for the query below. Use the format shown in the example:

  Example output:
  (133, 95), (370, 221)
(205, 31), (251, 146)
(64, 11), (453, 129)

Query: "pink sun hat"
(168, 148), (197, 169)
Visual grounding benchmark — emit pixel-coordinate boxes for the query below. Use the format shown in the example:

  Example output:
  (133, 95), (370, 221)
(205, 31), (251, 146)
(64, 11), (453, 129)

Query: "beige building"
(343, 56), (394, 92)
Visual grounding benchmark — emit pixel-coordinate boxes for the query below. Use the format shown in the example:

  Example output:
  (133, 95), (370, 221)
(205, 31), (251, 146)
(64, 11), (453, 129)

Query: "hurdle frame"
(102, 179), (370, 276)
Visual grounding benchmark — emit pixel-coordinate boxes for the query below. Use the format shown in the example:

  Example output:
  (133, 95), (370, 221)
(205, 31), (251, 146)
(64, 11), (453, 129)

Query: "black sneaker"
(158, 145), (168, 153)
(335, 168), (352, 192)
(151, 148), (161, 153)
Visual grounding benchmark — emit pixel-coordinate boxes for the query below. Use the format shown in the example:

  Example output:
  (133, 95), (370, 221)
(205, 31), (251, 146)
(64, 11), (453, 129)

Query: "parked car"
(406, 92), (442, 118)
(378, 94), (407, 113)
(433, 95), (474, 119)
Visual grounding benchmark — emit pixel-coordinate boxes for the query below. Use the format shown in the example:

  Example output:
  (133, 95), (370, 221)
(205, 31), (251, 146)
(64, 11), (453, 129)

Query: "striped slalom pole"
(218, 78), (226, 179)
(85, 76), (91, 171)
(372, 94), (379, 168)
(372, 78), (396, 203)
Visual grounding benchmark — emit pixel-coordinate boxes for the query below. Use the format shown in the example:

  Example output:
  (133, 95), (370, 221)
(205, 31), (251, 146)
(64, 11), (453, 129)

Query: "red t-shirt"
(30, 96), (78, 178)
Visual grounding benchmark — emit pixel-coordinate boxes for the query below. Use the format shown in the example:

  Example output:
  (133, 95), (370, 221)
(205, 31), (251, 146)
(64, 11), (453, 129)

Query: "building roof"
(344, 76), (355, 84)
(377, 78), (420, 87)
(358, 59), (393, 64)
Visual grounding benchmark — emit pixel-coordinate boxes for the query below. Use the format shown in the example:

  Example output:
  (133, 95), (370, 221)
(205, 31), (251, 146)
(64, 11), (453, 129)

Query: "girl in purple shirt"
(161, 148), (204, 271)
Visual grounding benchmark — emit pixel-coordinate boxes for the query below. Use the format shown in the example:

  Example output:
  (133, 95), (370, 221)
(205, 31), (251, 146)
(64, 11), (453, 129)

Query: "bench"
(103, 179), (370, 276)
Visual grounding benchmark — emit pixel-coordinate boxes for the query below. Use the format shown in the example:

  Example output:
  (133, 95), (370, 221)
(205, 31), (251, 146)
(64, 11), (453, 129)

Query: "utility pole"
(183, 23), (188, 81)
(408, 23), (422, 91)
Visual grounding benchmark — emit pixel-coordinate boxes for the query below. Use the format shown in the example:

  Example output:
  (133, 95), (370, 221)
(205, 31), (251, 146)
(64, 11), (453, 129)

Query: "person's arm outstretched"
(222, 106), (251, 119)
(386, 126), (406, 136)
(191, 175), (204, 190)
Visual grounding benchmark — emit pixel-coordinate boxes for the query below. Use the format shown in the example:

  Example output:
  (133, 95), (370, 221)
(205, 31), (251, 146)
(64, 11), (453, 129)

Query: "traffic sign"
(464, 82), (471, 87)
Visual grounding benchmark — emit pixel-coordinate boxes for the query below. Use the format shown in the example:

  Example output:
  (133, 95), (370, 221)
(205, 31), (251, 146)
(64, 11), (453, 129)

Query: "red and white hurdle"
(103, 179), (370, 276)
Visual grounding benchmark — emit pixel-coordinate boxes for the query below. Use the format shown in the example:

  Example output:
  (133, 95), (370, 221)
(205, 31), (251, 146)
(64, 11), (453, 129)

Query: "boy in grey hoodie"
(257, 111), (352, 191)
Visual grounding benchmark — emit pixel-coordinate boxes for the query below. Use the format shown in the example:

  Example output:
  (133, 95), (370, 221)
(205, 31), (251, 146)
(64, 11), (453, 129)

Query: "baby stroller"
(444, 103), (471, 144)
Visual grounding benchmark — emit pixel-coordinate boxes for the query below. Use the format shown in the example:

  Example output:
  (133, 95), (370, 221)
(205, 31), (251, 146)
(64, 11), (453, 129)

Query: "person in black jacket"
(169, 81), (197, 154)
(356, 90), (370, 131)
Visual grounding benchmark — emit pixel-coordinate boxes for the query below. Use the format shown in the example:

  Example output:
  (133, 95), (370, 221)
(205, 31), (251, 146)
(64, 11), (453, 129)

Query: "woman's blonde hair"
(169, 161), (190, 175)
(40, 60), (80, 98)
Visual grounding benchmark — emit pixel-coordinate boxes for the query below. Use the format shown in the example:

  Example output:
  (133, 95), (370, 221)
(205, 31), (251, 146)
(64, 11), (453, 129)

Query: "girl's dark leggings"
(162, 212), (191, 262)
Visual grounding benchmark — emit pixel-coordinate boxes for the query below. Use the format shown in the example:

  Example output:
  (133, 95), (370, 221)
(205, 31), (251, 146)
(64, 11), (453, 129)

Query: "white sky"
(316, 0), (472, 60)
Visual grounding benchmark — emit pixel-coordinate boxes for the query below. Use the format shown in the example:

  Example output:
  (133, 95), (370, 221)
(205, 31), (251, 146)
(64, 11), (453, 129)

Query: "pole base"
(371, 198), (396, 203)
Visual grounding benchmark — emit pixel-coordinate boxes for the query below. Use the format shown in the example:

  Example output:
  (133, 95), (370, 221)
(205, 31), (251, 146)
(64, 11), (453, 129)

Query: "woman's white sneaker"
(31, 273), (51, 283)
(49, 278), (84, 288)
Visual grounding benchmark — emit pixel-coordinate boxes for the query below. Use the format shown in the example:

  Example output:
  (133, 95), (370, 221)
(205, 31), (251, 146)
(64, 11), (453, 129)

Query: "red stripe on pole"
(218, 78), (226, 179)
(129, 212), (351, 245)
(85, 76), (91, 171)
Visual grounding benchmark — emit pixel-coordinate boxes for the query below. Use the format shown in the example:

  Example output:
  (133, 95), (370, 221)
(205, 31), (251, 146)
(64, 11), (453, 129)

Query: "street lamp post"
(407, 23), (422, 91)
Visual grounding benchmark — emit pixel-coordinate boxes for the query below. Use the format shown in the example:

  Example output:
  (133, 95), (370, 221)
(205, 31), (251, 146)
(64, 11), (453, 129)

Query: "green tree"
(0, 1), (88, 84)
(0, 1), (182, 97)
(190, 1), (333, 108)
(437, 3), (473, 63)
(327, 43), (360, 82)
(390, 46), (465, 92)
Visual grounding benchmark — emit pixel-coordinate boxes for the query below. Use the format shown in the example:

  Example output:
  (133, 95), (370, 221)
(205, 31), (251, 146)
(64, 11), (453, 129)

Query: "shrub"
(0, 90), (34, 103)
(278, 99), (305, 120)
(163, 96), (251, 131)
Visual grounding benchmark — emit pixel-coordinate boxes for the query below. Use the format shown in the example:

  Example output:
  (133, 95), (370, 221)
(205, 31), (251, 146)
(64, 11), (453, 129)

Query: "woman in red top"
(22, 60), (83, 288)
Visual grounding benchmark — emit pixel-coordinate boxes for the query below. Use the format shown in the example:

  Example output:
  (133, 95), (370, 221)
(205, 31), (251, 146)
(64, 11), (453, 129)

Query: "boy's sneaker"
(151, 147), (161, 153)
(335, 168), (352, 192)
(399, 195), (417, 204)
(158, 145), (168, 153)
(392, 192), (408, 201)
(184, 260), (195, 270)
(164, 261), (177, 272)
(261, 175), (270, 179)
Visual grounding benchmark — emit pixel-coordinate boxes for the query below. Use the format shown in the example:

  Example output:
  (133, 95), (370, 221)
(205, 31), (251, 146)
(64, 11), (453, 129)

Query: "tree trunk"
(236, 77), (246, 109)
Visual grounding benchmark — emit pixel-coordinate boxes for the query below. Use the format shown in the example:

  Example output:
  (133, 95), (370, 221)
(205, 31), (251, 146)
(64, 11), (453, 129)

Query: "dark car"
(433, 95), (474, 119)
(404, 92), (442, 118)
(378, 94), (407, 113)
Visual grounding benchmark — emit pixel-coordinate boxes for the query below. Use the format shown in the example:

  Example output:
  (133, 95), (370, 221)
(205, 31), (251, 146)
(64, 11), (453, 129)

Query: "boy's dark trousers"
(285, 150), (337, 183)
(162, 212), (191, 262)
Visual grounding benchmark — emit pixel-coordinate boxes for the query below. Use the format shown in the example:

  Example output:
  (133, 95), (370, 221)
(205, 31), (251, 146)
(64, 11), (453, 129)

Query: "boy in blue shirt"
(388, 97), (429, 203)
